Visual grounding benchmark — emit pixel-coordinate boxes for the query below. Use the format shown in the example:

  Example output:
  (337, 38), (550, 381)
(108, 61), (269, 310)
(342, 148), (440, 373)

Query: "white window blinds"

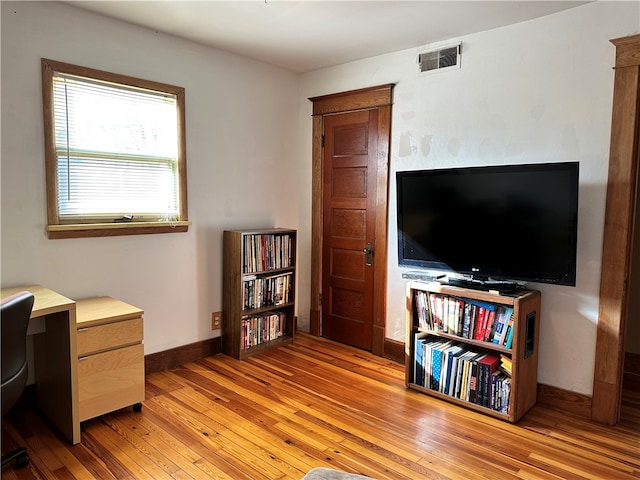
(52, 72), (179, 221)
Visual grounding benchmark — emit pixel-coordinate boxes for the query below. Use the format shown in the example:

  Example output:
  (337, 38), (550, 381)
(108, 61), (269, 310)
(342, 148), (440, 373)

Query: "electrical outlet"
(211, 311), (222, 331)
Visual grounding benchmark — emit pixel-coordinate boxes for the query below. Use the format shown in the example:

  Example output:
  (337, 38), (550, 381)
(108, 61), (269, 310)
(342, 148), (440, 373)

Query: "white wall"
(297, 1), (640, 396)
(1, 2), (300, 354)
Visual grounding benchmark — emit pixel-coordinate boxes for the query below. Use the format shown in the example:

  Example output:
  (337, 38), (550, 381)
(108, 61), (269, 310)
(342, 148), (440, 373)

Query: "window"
(41, 59), (189, 238)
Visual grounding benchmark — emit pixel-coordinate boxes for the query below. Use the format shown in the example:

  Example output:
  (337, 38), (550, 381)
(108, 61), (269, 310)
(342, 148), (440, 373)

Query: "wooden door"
(309, 84), (393, 357)
(321, 110), (378, 349)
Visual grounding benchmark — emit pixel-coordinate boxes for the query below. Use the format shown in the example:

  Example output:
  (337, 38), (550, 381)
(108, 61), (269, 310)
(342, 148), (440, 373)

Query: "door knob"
(363, 243), (373, 266)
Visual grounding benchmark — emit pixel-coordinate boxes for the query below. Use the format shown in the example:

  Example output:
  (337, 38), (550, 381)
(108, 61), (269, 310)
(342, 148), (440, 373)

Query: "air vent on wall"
(418, 42), (461, 74)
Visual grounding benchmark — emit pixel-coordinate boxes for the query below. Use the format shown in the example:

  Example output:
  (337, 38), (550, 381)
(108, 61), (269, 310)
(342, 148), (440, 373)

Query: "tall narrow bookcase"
(405, 280), (540, 423)
(223, 228), (296, 360)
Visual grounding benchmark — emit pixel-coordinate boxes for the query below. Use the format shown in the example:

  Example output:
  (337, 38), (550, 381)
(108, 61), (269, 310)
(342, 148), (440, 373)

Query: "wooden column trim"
(611, 34), (640, 69)
(309, 114), (323, 337)
(592, 34), (640, 424)
(372, 104), (392, 356)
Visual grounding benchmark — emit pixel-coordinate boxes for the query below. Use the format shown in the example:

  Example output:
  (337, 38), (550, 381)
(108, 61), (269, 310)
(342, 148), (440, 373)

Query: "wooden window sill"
(47, 221), (191, 239)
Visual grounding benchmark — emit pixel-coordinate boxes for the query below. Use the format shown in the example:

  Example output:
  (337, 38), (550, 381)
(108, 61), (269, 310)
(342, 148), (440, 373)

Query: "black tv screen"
(396, 162), (579, 286)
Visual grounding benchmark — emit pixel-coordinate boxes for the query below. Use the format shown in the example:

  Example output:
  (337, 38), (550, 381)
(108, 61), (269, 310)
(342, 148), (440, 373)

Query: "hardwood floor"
(2, 332), (639, 479)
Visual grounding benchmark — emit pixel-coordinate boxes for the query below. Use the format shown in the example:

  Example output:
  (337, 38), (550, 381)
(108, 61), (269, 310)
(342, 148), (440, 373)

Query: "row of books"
(243, 273), (293, 310)
(413, 334), (511, 414)
(242, 312), (286, 351)
(414, 291), (515, 348)
(243, 234), (294, 273)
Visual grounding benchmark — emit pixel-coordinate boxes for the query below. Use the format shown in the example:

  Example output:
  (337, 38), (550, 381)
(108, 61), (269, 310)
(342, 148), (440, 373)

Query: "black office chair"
(1, 291), (34, 469)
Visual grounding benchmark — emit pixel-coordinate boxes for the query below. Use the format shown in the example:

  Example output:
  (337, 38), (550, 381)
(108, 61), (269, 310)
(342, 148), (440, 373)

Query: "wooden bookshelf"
(405, 280), (540, 423)
(222, 228), (296, 360)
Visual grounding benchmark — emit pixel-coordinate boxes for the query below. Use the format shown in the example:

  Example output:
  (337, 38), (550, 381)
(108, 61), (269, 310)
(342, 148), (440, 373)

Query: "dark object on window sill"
(114, 215), (134, 223)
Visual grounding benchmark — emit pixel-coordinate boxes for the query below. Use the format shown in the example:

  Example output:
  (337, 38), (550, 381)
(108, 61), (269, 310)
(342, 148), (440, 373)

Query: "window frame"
(41, 58), (189, 239)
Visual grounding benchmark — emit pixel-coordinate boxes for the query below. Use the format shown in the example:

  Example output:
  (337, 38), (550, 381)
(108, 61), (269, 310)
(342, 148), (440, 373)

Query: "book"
(456, 350), (476, 399)
(422, 340), (431, 388)
(477, 353), (501, 407)
(457, 354), (469, 400)
(414, 334), (426, 385)
(415, 292), (428, 330)
(445, 346), (466, 396)
(474, 307), (487, 340)
(461, 351), (484, 401)
(491, 372), (499, 410)
(430, 341), (453, 391)
(456, 299), (465, 335)
(501, 376), (512, 414)
(441, 344), (464, 394)
(429, 294), (439, 330)
(425, 339), (445, 388)
(500, 354), (512, 376)
(497, 308), (511, 344)
(423, 340), (434, 388)
(491, 371), (511, 412)
(468, 304), (477, 340)
(491, 306), (508, 344)
(493, 307), (513, 345)
(467, 354), (483, 404)
(442, 296), (449, 333)
(462, 303), (472, 339)
(430, 342), (444, 391)
(434, 295), (445, 332)
(484, 310), (496, 341)
(504, 316), (515, 349)
(447, 297), (457, 335)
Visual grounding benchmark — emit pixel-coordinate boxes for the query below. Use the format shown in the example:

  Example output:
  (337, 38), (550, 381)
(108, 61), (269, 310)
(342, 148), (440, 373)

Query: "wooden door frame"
(592, 34), (640, 424)
(309, 84), (394, 356)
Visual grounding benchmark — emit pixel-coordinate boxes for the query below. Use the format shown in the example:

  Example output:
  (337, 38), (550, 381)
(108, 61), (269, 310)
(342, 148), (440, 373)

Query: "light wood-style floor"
(2, 333), (639, 479)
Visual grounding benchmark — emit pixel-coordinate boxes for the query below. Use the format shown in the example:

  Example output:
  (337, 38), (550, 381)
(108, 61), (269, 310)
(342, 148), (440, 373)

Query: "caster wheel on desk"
(2, 448), (29, 469)
(16, 451), (29, 469)
(133, 403), (143, 413)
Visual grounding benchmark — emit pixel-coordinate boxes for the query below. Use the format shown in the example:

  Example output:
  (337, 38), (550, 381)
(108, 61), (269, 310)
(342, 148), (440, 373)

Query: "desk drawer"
(77, 318), (143, 357)
(78, 343), (144, 422)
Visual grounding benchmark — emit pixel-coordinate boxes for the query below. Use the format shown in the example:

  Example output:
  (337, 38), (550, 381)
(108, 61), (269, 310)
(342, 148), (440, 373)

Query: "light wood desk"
(1, 285), (81, 444)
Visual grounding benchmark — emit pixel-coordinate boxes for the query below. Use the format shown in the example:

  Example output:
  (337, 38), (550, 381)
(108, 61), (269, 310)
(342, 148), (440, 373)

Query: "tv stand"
(405, 281), (541, 422)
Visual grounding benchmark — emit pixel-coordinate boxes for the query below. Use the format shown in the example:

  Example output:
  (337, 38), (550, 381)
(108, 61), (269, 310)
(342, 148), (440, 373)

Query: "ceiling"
(68, 1), (589, 73)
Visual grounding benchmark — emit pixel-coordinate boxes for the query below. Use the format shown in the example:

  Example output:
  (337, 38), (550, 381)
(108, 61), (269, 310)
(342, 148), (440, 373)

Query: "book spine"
(474, 307), (486, 340)
(462, 303), (471, 339)
(456, 300), (464, 336)
(429, 294), (438, 331)
(468, 360), (478, 403)
(484, 310), (496, 341)
(504, 316), (515, 349)
(431, 344), (443, 391)
(415, 335), (424, 385)
(423, 342), (432, 388)
(492, 307), (507, 344)
(435, 296), (444, 332)
(481, 362), (491, 407)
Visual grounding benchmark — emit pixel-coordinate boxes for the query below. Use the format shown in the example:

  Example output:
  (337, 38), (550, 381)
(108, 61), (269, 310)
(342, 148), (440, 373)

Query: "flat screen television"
(396, 162), (579, 288)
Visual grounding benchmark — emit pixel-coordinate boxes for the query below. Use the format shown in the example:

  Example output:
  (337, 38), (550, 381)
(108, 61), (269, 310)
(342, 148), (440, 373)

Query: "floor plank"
(2, 333), (639, 479)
